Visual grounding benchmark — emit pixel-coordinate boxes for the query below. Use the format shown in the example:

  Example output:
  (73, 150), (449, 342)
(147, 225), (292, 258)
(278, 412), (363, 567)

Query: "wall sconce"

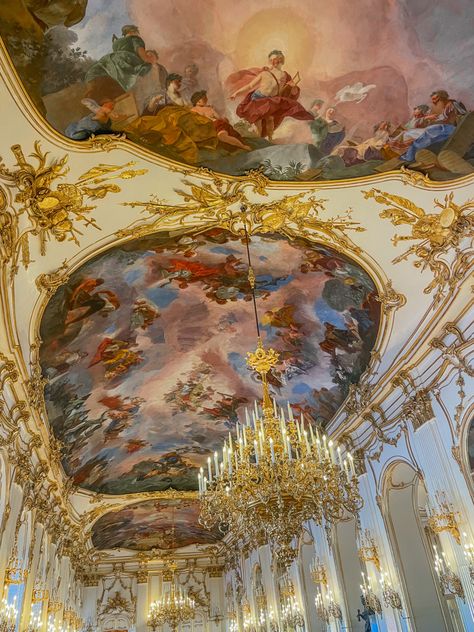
(462, 533), (474, 584)
(4, 546), (28, 586)
(310, 557), (327, 586)
(315, 587), (342, 624)
(378, 571), (403, 610)
(360, 572), (382, 614)
(279, 578), (304, 630)
(0, 596), (18, 632)
(427, 492), (461, 544)
(26, 610), (42, 632)
(227, 609), (238, 632)
(358, 530), (381, 571)
(433, 546), (465, 601)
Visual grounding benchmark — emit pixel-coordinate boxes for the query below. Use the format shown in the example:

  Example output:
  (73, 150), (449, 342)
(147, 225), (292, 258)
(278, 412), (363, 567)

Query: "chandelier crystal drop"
(147, 562), (195, 632)
(198, 218), (363, 566)
(0, 597), (18, 632)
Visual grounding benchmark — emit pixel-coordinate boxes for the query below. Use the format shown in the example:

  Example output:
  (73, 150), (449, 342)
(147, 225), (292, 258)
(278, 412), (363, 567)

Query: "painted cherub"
(65, 98), (124, 141)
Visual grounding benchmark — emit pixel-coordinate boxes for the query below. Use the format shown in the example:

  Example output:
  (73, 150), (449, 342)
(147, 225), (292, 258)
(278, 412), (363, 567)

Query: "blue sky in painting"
(314, 298), (346, 328)
(71, 0), (129, 58)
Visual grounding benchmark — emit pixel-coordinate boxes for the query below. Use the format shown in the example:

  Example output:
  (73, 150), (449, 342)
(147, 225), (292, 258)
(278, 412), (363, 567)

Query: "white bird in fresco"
(334, 82), (376, 104)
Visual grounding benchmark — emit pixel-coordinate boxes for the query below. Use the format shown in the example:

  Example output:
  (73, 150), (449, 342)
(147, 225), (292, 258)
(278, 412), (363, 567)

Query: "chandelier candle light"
(0, 597), (17, 632)
(360, 572), (382, 614)
(279, 577), (304, 630)
(315, 586), (342, 624)
(433, 546), (465, 601)
(147, 561), (195, 631)
(198, 216), (362, 566)
(462, 533), (474, 584)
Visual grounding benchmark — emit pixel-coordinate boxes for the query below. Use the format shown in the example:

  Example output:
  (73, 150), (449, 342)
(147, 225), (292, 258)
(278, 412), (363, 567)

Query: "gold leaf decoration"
(365, 188), (474, 303)
(118, 172), (364, 254)
(0, 143), (147, 280)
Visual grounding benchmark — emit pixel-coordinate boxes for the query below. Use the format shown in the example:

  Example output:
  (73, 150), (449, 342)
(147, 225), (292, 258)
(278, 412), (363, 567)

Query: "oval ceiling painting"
(91, 499), (220, 551)
(39, 229), (380, 495)
(1, 0), (474, 183)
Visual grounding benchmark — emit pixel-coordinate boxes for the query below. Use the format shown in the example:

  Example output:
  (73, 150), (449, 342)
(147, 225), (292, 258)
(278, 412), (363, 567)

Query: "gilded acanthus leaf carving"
(0, 142), (147, 278)
(364, 189), (474, 303)
(118, 173), (365, 252)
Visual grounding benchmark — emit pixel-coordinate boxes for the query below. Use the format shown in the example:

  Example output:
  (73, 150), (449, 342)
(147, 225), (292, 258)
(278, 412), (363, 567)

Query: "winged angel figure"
(65, 98), (124, 141)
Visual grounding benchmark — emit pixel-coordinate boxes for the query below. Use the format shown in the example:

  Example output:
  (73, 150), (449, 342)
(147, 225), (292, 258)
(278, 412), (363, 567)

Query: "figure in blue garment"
(401, 90), (467, 162)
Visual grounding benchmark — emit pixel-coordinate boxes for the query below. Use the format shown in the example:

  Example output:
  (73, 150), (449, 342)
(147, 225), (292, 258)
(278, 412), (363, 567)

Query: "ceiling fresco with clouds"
(91, 499), (221, 551)
(1, 0), (474, 183)
(39, 230), (380, 497)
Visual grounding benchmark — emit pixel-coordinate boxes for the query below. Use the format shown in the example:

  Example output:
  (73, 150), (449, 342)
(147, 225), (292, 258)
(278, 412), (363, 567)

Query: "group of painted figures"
(65, 23), (474, 177)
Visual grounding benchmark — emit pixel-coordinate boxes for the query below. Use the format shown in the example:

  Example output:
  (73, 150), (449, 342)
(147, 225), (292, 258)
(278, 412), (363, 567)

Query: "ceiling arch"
(39, 228), (380, 495)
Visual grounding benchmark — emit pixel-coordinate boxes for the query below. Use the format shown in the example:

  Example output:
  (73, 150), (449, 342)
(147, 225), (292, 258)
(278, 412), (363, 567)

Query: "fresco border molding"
(21, 176), (399, 510)
(2, 39), (474, 193)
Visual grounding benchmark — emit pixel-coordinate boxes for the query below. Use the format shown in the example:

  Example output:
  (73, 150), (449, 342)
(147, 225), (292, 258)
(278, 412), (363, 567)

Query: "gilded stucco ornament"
(118, 172), (365, 252)
(374, 279), (406, 314)
(83, 133), (128, 152)
(364, 189), (474, 303)
(430, 323), (474, 378)
(391, 369), (434, 431)
(35, 259), (70, 296)
(0, 141), (147, 278)
(399, 166), (434, 187)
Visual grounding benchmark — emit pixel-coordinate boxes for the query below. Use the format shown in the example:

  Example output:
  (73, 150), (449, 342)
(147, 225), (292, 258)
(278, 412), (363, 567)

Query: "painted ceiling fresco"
(2, 0), (474, 183)
(91, 499), (221, 551)
(39, 229), (380, 496)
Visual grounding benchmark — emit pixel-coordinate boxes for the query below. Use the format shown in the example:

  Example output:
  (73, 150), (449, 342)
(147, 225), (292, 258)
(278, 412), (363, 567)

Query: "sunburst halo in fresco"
(39, 230), (380, 494)
(1, 0), (474, 182)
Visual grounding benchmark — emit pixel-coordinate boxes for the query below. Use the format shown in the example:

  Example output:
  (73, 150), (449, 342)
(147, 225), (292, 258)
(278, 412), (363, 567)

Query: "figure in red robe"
(227, 50), (312, 140)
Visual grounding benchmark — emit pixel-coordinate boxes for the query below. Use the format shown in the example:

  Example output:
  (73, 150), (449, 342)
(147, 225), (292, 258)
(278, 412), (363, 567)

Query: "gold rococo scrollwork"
(364, 189), (474, 303)
(117, 172), (365, 254)
(0, 141), (147, 279)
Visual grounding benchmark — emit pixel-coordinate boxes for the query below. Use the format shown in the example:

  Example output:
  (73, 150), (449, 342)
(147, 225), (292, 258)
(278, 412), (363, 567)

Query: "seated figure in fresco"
(125, 94), (218, 163)
(383, 104), (431, 157)
(308, 98), (346, 154)
(398, 89), (468, 162)
(227, 49), (313, 140)
(375, 89), (471, 173)
(65, 98), (122, 140)
(337, 121), (392, 164)
(190, 90), (251, 151)
(132, 49), (168, 115)
(84, 25), (152, 102)
(165, 73), (189, 106)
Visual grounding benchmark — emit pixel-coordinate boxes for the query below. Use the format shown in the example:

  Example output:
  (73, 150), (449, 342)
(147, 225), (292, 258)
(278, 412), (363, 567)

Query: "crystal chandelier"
(279, 578), (304, 630)
(198, 220), (362, 566)
(0, 596), (18, 632)
(26, 609), (42, 632)
(147, 561), (195, 632)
